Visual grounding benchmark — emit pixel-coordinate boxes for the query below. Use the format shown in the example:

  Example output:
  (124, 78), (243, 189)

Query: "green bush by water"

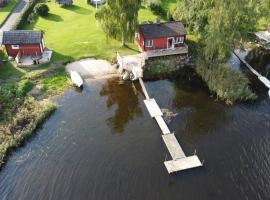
(196, 60), (256, 103)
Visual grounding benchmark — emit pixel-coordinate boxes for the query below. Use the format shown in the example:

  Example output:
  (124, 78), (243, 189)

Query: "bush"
(34, 3), (49, 16)
(16, 79), (34, 97)
(144, 0), (166, 17)
(149, 3), (166, 17)
(196, 60), (256, 103)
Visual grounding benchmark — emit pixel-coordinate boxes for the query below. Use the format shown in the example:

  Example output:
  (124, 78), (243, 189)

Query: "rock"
(30, 85), (43, 96)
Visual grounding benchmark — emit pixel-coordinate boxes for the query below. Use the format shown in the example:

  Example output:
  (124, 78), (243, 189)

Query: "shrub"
(144, 0), (166, 17)
(16, 79), (34, 97)
(34, 3), (49, 16)
(149, 3), (166, 17)
(196, 60), (256, 103)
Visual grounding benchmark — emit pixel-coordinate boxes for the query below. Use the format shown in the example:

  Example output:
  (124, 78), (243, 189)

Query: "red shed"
(2, 30), (45, 57)
(0, 0), (5, 7)
(135, 21), (187, 53)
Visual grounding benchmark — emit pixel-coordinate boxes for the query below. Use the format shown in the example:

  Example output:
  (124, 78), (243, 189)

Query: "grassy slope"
(0, 0), (19, 24)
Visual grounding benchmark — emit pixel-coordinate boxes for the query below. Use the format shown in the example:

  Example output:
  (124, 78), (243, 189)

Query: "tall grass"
(196, 60), (256, 103)
(0, 97), (55, 166)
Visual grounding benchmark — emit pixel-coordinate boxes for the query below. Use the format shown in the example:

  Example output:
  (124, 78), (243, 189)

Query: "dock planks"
(164, 156), (202, 173)
(162, 134), (186, 159)
(144, 99), (163, 118)
(154, 116), (170, 134)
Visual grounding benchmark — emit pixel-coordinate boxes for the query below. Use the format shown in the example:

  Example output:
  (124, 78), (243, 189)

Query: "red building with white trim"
(135, 21), (187, 53)
(2, 30), (45, 57)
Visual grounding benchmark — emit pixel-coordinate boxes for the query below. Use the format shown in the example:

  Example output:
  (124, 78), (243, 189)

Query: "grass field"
(22, 0), (154, 62)
(0, 0), (19, 24)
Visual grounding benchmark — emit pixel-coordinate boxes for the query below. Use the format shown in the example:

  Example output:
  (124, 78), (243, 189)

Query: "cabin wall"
(5, 43), (44, 57)
(135, 31), (144, 51)
(140, 35), (186, 52)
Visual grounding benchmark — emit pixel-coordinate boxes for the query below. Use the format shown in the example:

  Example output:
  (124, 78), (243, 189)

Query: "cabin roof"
(138, 21), (187, 39)
(2, 30), (42, 45)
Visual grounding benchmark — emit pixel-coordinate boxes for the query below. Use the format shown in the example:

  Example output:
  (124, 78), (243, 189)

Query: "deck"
(141, 45), (188, 59)
(138, 78), (203, 174)
(164, 156), (203, 174)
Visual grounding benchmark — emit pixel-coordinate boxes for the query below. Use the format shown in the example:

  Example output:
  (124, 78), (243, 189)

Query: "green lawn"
(22, 0), (151, 62)
(161, 0), (177, 12)
(0, 0), (19, 24)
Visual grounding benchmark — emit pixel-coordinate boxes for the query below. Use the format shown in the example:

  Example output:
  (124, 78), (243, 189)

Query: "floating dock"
(138, 78), (203, 173)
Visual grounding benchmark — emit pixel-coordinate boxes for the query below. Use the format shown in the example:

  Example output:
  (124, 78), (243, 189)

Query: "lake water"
(0, 48), (270, 200)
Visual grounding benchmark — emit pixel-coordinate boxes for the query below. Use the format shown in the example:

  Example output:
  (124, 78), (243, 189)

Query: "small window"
(135, 33), (140, 40)
(175, 37), (184, 44)
(11, 45), (19, 49)
(145, 40), (153, 47)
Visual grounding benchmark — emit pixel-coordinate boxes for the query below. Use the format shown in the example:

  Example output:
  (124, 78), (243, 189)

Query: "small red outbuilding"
(135, 21), (187, 52)
(2, 30), (45, 57)
(0, 0), (5, 7)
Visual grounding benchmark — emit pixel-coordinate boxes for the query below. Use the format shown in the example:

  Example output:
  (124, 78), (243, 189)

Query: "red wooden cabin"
(136, 21), (187, 52)
(2, 30), (45, 57)
(0, 0), (5, 7)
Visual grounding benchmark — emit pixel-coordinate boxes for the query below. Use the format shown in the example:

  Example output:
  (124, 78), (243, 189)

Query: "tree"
(34, 3), (49, 17)
(96, 0), (141, 46)
(173, 0), (213, 36)
(204, 0), (258, 62)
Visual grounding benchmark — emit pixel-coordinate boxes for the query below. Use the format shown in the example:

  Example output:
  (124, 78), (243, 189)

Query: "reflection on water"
(245, 47), (270, 76)
(172, 77), (227, 136)
(100, 78), (142, 134)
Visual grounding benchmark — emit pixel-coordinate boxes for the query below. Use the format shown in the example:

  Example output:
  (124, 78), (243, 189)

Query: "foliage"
(34, 3), (49, 16)
(173, 0), (263, 102)
(41, 68), (72, 95)
(96, 0), (141, 46)
(0, 98), (55, 166)
(144, 0), (166, 17)
(196, 60), (256, 102)
(13, 0), (38, 29)
(0, 79), (34, 122)
(258, 0), (270, 18)
(204, 0), (259, 63)
(173, 0), (213, 36)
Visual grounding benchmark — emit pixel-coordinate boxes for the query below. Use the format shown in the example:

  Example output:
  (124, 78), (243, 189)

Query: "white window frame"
(135, 32), (140, 40)
(175, 36), (184, 44)
(145, 40), (153, 47)
(11, 45), (19, 49)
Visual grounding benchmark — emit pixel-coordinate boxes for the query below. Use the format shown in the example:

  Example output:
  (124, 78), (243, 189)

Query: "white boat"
(70, 71), (83, 87)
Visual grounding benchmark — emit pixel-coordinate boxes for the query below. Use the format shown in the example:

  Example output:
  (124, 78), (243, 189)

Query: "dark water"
(0, 49), (270, 200)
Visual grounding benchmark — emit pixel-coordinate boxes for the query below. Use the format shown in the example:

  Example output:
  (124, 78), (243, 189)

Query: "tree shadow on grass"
(45, 13), (63, 22)
(61, 4), (92, 15)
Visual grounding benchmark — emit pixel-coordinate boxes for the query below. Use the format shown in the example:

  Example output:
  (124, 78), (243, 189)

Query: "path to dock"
(233, 51), (270, 91)
(138, 78), (202, 173)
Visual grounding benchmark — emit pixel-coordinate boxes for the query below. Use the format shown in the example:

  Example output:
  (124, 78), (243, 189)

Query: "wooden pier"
(138, 78), (203, 173)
